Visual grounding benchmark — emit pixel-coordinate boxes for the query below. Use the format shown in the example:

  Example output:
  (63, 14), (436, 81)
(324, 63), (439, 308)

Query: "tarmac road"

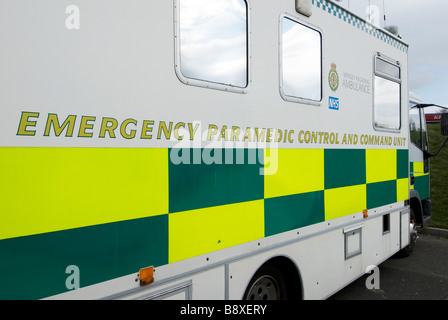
(328, 231), (448, 300)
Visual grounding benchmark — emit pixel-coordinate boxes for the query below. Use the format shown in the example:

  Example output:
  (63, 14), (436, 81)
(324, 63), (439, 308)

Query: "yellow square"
(325, 185), (367, 221)
(169, 200), (264, 263)
(366, 149), (397, 184)
(412, 162), (425, 177)
(397, 178), (409, 202)
(0, 147), (169, 240)
(264, 149), (324, 199)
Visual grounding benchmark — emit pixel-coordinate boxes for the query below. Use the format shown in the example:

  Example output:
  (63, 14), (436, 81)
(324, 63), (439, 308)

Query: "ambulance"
(1, 0), (447, 300)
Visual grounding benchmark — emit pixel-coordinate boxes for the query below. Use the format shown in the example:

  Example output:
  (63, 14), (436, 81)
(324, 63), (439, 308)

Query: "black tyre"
(243, 264), (289, 300)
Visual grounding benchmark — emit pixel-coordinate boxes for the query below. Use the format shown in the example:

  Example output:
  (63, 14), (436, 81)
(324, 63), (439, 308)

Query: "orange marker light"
(363, 209), (369, 219)
(139, 266), (155, 287)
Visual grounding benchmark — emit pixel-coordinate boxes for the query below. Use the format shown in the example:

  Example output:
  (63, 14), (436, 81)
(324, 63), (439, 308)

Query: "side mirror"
(442, 113), (448, 136)
(425, 112), (448, 159)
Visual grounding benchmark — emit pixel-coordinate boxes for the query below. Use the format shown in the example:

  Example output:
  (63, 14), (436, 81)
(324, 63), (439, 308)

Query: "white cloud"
(384, 0), (448, 107)
(179, 0), (247, 87)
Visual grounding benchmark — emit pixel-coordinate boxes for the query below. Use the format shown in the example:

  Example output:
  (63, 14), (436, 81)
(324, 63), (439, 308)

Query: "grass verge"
(427, 122), (448, 229)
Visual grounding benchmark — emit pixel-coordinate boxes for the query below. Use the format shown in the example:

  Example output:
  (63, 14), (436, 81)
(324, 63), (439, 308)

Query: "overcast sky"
(338, 0), (448, 111)
(384, 0), (448, 110)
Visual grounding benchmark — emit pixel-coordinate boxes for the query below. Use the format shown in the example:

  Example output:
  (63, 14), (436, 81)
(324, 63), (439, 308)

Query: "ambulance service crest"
(328, 63), (339, 92)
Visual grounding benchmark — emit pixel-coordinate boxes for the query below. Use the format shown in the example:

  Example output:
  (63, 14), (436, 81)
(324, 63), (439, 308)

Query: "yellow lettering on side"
(99, 117), (118, 138)
(157, 121), (173, 140)
(266, 129), (273, 143)
(44, 114), (77, 137)
(275, 129), (283, 143)
(288, 130), (294, 143)
(219, 126), (228, 141)
(231, 126), (241, 142)
(298, 130), (304, 143)
(17, 112), (39, 136)
(120, 119), (137, 139)
(242, 127), (252, 142)
(323, 133), (330, 144)
(254, 128), (266, 142)
(207, 124), (218, 141)
(141, 120), (155, 139)
(78, 116), (96, 138)
(174, 122), (185, 141)
(188, 123), (200, 141)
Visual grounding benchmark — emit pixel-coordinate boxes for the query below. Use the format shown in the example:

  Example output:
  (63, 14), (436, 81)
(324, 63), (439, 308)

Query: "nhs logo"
(329, 96), (340, 110)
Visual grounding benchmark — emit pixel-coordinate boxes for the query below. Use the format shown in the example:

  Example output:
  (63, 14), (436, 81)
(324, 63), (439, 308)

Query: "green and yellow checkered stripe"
(0, 147), (408, 299)
(264, 149), (408, 235)
(410, 161), (430, 200)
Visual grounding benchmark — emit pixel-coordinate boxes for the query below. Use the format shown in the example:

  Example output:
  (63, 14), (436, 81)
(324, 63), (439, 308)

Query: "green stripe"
(397, 150), (409, 179)
(168, 148), (264, 213)
(414, 175), (430, 200)
(367, 180), (397, 209)
(0, 215), (168, 300)
(264, 191), (325, 237)
(324, 149), (366, 189)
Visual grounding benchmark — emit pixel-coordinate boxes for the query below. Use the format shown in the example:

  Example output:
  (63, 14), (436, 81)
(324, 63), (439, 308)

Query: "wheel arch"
(410, 190), (423, 226)
(242, 255), (303, 300)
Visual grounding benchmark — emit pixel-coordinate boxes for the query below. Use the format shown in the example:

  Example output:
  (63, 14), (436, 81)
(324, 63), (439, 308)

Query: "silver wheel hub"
(410, 219), (418, 242)
(246, 275), (280, 300)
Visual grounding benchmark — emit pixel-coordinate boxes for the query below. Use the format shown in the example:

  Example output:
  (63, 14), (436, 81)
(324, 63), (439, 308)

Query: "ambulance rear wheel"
(243, 265), (287, 300)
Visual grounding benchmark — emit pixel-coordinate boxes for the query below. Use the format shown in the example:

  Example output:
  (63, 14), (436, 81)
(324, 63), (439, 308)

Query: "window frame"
(373, 53), (402, 132)
(410, 105), (430, 173)
(409, 105), (423, 149)
(174, 0), (251, 94)
(279, 14), (323, 106)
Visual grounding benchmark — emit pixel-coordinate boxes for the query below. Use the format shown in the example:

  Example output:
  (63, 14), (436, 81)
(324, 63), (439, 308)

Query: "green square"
(397, 150), (409, 179)
(0, 215), (169, 300)
(414, 175), (430, 200)
(367, 180), (397, 209)
(265, 191), (325, 237)
(325, 149), (366, 189)
(169, 148), (264, 213)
